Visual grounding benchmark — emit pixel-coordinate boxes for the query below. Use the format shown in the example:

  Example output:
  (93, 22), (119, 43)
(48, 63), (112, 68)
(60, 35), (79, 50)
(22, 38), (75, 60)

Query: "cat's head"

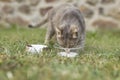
(56, 24), (80, 48)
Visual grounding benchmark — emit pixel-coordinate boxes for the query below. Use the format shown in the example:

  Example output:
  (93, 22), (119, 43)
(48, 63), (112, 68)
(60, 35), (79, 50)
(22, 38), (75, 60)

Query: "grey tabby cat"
(29, 3), (85, 49)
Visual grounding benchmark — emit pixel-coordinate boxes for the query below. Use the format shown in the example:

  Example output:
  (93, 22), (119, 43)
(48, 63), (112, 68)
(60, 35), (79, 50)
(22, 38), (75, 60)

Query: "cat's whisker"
(54, 43), (82, 51)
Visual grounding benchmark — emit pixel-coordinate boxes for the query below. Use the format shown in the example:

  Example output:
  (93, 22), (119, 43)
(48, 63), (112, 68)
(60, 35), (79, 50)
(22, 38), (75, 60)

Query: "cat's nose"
(67, 44), (70, 48)
(64, 39), (67, 43)
(66, 43), (71, 48)
(28, 24), (34, 28)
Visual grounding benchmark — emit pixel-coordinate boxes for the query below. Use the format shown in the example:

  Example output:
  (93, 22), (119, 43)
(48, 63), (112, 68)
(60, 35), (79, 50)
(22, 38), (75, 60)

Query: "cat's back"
(50, 4), (80, 24)
(53, 3), (78, 17)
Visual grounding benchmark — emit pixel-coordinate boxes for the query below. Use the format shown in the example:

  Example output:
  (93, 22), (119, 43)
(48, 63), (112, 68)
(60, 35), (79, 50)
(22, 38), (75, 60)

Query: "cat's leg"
(73, 35), (85, 53)
(44, 23), (55, 44)
(79, 34), (85, 48)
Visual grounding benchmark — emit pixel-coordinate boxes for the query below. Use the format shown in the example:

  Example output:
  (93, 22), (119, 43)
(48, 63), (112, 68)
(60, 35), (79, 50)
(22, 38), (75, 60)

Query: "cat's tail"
(28, 13), (48, 28)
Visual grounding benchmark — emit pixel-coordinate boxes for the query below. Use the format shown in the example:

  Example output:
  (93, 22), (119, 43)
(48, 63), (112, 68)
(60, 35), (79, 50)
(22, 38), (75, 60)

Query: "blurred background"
(0, 0), (120, 30)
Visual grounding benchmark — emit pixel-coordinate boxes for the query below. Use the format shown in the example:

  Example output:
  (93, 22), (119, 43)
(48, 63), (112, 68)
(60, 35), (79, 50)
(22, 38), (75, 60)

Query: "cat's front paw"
(44, 41), (48, 45)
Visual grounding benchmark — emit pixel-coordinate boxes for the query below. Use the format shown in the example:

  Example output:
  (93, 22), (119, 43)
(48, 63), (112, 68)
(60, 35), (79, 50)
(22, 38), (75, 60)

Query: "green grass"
(0, 27), (120, 80)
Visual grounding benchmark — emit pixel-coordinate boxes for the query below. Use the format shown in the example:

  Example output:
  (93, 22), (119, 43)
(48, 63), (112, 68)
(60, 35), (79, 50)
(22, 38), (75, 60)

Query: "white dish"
(58, 52), (78, 57)
(26, 44), (47, 53)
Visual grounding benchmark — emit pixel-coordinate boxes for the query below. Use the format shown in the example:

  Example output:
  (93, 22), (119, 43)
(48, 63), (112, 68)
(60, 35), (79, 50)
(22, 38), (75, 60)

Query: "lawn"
(0, 27), (120, 80)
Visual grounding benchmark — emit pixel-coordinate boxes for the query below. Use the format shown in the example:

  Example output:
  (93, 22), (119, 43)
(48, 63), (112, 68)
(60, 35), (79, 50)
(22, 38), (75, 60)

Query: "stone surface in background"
(107, 8), (120, 20)
(29, 0), (40, 6)
(18, 4), (31, 14)
(101, 0), (115, 4)
(0, 0), (120, 30)
(45, 0), (56, 3)
(2, 4), (14, 14)
(15, 0), (24, 3)
(92, 19), (118, 29)
(0, 0), (12, 2)
(39, 6), (53, 16)
(79, 5), (94, 18)
(86, 0), (98, 6)
(5, 16), (29, 26)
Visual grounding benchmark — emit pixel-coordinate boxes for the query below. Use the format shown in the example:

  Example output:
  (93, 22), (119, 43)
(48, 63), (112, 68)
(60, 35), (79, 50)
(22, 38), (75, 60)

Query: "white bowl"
(26, 44), (47, 53)
(58, 52), (78, 57)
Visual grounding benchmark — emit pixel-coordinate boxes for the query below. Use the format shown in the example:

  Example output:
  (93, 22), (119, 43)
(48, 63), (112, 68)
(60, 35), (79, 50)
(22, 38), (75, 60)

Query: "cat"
(28, 3), (85, 49)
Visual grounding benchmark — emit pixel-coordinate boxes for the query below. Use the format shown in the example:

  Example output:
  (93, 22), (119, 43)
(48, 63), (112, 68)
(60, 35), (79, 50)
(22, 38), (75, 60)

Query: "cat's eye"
(57, 32), (63, 38)
(75, 32), (78, 35)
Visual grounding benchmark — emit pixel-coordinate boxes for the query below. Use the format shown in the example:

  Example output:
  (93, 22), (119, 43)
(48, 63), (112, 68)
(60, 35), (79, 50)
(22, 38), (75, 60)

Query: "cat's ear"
(56, 24), (65, 38)
(56, 24), (65, 32)
(55, 27), (62, 38)
(55, 27), (61, 33)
